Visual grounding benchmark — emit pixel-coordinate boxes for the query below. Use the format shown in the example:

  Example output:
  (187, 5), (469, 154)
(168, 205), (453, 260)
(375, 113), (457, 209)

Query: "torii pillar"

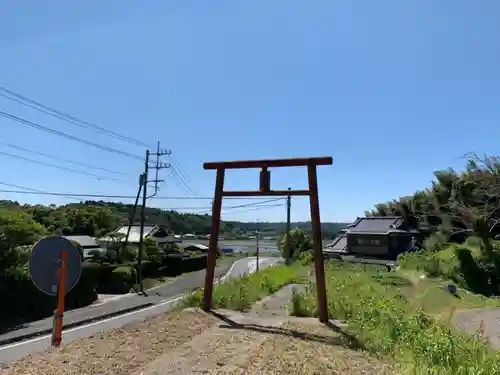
(201, 156), (332, 323)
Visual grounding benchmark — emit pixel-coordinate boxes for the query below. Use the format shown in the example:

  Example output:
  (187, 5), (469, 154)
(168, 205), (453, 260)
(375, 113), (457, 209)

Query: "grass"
(290, 260), (500, 375)
(180, 264), (304, 311)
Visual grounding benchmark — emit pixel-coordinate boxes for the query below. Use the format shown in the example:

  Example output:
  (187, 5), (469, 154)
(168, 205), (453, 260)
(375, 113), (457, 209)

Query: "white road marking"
(0, 257), (261, 351)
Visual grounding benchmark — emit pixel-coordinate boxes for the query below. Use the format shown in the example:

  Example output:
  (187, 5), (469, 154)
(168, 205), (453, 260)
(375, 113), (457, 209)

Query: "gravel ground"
(140, 311), (393, 375)
(453, 307), (500, 349)
(235, 320), (394, 375)
(1, 285), (393, 374)
(0, 311), (218, 375)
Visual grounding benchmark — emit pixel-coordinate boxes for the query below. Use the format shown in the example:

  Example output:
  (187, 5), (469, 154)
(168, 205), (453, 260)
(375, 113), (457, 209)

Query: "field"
(181, 239), (334, 255)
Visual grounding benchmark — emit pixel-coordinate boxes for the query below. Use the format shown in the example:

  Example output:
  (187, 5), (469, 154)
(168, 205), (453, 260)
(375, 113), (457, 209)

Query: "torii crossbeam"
(202, 156), (332, 323)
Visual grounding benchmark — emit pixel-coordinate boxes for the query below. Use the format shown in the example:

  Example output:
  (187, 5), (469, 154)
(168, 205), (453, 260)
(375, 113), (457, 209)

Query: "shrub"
(398, 250), (443, 277)
(109, 266), (137, 294)
(298, 250), (314, 265)
(122, 246), (138, 262)
(423, 232), (448, 252)
(0, 264), (98, 324)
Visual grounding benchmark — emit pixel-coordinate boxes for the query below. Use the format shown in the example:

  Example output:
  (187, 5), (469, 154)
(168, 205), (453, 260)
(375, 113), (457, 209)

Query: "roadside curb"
(0, 256), (270, 348)
(0, 302), (154, 347)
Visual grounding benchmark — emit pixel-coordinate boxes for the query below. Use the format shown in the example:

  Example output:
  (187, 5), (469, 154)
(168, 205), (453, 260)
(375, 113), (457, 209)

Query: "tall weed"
(181, 264), (302, 311)
(290, 261), (500, 374)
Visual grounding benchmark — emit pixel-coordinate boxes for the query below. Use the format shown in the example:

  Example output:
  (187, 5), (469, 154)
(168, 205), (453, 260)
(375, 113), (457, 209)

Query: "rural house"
(100, 224), (181, 247)
(324, 216), (419, 259)
(63, 235), (104, 260)
(183, 244), (209, 253)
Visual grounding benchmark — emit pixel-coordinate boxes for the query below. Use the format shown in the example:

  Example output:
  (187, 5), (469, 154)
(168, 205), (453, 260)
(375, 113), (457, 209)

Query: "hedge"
(0, 264), (98, 325)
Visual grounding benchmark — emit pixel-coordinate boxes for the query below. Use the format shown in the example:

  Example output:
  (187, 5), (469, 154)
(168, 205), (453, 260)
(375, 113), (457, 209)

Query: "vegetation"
(364, 154), (500, 297)
(290, 261), (500, 374)
(181, 264), (303, 311)
(279, 228), (312, 263)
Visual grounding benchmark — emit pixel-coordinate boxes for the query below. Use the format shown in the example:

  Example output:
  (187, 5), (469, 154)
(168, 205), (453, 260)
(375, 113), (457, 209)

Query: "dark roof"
(63, 235), (99, 248)
(324, 235), (347, 253)
(347, 216), (404, 232)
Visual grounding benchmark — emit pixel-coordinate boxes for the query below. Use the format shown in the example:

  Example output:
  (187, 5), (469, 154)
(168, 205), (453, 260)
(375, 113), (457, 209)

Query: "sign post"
(28, 236), (82, 348)
(51, 251), (68, 347)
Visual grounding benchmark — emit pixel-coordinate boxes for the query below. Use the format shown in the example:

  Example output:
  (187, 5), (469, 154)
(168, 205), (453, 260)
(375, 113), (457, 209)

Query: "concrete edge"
(0, 256), (263, 348)
(0, 302), (154, 347)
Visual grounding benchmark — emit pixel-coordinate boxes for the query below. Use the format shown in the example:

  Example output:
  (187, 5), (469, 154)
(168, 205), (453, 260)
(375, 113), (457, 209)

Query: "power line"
(0, 185), (278, 200)
(0, 110), (143, 161)
(0, 150), (132, 185)
(168, 166), (197, 196)
(219, 203), (286, 216)
(189, 199), (285, 215)
(0, 142), (130, 176)
(0, 85), (153, 148)
(0, 182), (81, 201)
(0, 85), (205, 193)
(168, 154), (201, 196)
(177, 198), (284, 212)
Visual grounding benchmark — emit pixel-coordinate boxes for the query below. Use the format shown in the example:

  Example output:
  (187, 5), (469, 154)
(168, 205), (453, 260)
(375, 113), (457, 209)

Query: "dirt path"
(453, 308), (500, 349)
(139, 285), (394, 375)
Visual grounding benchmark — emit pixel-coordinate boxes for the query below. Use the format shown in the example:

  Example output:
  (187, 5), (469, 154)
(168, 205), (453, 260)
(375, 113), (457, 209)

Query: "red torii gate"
(202, 156), (333, 323)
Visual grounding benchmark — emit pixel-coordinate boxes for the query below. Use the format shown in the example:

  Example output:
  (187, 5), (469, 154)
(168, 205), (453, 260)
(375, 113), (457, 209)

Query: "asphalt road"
(0, 256), (281, 365)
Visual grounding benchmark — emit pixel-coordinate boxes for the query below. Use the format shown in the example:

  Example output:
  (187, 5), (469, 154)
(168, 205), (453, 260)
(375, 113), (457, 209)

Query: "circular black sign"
(28, 236), (83, 296)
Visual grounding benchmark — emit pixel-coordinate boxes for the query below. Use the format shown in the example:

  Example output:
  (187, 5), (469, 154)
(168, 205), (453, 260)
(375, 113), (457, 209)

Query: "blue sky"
(0, 1), (499, 223)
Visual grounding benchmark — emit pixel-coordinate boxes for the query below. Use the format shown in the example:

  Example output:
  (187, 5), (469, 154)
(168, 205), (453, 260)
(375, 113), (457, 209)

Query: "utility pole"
(255, 219), (260, 271)
(137, 143), (171, 295)
(285, 187), (292, 265)
(121, 182), (143, 263)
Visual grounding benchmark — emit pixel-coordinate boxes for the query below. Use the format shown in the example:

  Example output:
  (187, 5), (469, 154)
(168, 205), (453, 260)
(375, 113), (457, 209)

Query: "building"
(63, 235), (105, 260)
(324, 216), (418, 260)
(100, 224), (181, 247)
(183, 244), (209, 253)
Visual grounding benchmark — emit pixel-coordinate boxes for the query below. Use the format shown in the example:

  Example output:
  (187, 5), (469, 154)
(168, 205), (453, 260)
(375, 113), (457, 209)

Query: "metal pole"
(256, 220), (260, 271)
(285, 187), (292, 264)
(307, 165), (329, 323)
(137, 150), (149, 295)
(203, 168), (225, 311)
(51, 251), (67, 347)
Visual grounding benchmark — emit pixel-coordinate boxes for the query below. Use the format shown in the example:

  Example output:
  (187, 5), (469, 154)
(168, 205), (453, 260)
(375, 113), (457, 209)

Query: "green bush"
(121, 246), (138, 262)
(109, 266), (137, 294)
(297, 250), (313, 265)
(0, 264), (98, 324)
(423, 232), (448, 252)
(398, 250), (443, 277)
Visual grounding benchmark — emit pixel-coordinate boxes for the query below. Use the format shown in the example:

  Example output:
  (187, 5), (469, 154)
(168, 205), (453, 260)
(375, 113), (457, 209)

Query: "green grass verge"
(290, 261), (500, 374)
(180, 264), (304, 311)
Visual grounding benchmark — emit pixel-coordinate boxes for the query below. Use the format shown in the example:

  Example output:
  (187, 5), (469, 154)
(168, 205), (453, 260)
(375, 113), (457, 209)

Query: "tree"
(280, 228), (312, 261)
(0, 208), (48, 270)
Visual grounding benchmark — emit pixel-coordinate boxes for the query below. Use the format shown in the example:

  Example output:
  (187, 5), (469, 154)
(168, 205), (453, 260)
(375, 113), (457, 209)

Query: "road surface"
(0, 256), (281, 365)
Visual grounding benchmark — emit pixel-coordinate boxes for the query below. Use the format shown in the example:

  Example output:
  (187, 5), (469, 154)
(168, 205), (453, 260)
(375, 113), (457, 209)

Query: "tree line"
(365, 153), (500, 296)
(0, 199), (346, 270)
(365, 153), (500, 245)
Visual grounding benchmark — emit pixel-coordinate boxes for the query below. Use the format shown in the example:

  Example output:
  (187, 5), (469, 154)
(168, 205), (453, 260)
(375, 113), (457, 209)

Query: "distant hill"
(0, 199), (348, 240)
(226, 221), (349, 239)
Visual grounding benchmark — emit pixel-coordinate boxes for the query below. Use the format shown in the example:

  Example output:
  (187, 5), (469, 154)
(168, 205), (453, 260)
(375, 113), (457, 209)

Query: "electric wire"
(0, 85), (207, 196)
(0, 183), (284, 200)
(0, 142), (130, 176)
(167, 154), (201, 196)
(0, 150), (132, 184)
(0, 85), (152, 148)
(0, 110), (143, 160)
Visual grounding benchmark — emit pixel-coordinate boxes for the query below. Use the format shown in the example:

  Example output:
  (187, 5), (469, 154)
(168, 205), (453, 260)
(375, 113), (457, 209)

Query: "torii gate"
(202, 156), (332, 323)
